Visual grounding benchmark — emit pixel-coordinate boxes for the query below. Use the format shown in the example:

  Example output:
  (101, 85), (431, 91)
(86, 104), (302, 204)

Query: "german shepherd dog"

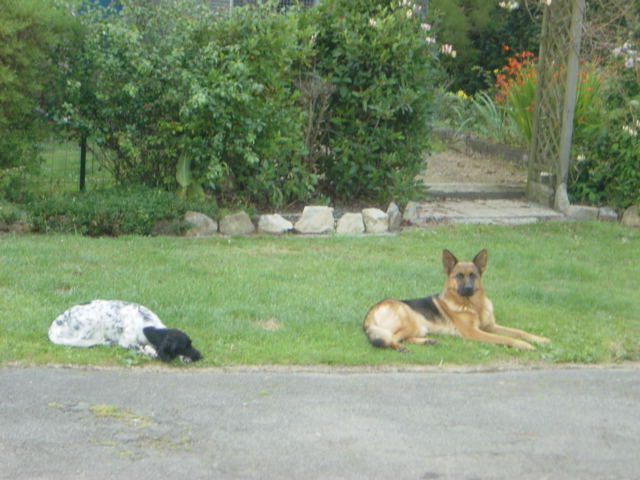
(363, 249), (550, 352)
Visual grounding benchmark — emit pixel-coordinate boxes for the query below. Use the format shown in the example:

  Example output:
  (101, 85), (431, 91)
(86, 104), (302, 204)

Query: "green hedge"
(51, 0), (441, 208)
(308, 0), (440, 203)
(27, 187), (216, 236)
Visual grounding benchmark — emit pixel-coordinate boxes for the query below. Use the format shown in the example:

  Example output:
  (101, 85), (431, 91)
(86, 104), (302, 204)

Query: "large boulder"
(219, 211), (255, 235)
(294, 206), (335, 234)
(336, 213), (365, 235)
(258, 214), (293, 235)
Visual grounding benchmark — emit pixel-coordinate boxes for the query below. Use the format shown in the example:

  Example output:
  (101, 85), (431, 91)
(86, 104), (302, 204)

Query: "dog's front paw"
(533, 336), (551, 344)
(142, 345), (158, 358)
(514, 340), (536, 351)
(395, 345), (411, 353)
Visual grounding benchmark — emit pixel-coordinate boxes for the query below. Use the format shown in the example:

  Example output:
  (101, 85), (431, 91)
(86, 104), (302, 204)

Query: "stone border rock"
(621, 205), (640, 227)
(176, 203), (402, 237)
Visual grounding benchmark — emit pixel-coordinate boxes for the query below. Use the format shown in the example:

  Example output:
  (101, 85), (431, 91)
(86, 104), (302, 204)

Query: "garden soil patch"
(420, 150), (527, 185)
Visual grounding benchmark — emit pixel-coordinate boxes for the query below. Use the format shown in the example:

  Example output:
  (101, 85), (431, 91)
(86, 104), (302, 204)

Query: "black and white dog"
(48, 300), (203, 363)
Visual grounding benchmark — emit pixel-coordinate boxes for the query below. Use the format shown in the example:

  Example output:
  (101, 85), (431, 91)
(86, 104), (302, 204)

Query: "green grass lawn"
(1, 221), (638, 368)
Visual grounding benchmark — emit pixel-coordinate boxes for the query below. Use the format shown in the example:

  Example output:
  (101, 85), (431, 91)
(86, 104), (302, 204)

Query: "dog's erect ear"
(442, 249), (458, 274)
(473, 249), (488, 274)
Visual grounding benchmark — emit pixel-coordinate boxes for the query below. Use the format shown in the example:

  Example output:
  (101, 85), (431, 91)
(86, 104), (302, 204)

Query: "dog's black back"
(401, 295), (441, 321)
(143, 327), (203, 363)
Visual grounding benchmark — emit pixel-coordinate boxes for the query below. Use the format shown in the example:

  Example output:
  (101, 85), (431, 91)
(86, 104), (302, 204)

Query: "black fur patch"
(143, 326), (203, 363)
(401, 296), (442, 322)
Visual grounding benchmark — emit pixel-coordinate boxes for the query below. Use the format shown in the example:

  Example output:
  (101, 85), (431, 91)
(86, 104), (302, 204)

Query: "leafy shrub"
(569, 44), (640, 209)
(308, 0), (440, 203)
(570, 120), (640, 209)
(435, 88), (515, 144)
(184, 3), (315, 207)
(56, 0), (314, 209)
(27, 187), (216, 236)
(55, 0), (444, 208)
(0, 201), (28, 225)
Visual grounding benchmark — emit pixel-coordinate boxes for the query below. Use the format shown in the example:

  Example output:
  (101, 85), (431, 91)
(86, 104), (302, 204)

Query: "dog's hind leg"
(388, 326), (432, 353)
(364, 326), (412, 352)
(404, 336), (438, 346)
(365, 326), (399, 350)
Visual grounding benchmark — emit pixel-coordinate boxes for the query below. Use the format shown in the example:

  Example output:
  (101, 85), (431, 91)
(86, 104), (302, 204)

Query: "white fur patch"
(48, 300), (166, 355)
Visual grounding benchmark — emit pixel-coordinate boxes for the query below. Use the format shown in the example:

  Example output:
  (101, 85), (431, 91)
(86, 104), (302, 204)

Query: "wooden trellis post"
(527, 0), (586, 209)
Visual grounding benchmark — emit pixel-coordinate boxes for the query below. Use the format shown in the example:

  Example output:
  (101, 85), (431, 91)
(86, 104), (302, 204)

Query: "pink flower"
(441, 44), (457, 58)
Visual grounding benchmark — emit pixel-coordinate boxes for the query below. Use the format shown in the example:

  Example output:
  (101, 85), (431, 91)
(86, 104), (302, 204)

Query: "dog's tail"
(363, 324), (393, 349)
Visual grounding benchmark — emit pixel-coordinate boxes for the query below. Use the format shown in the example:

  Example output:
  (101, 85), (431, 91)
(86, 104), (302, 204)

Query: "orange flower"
(493, 51), (538, 103)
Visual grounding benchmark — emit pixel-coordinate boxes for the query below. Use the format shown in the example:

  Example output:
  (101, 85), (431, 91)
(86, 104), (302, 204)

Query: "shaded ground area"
(420, 150), (527, 185)
(2, 366), (639, 479)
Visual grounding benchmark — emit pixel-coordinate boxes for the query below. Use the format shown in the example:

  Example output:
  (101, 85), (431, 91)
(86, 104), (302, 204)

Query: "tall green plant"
(185, 3), (315, 207)
(470, 90), (514, 143)
(495, 53), (603, 148)
(309, 0), (441, 203)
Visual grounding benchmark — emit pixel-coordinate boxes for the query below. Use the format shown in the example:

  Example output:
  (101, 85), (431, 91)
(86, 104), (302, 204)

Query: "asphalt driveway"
(1, 365), (639, 479)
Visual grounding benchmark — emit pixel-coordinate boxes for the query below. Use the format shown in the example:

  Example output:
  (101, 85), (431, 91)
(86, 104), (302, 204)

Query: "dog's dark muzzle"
(458, 283), (475, 297)
(185, 347), (203, 362)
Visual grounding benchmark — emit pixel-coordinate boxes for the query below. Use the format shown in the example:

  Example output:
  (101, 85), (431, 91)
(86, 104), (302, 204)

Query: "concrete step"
(427, 183), (526, 200)
(407, 199), (564, 225)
